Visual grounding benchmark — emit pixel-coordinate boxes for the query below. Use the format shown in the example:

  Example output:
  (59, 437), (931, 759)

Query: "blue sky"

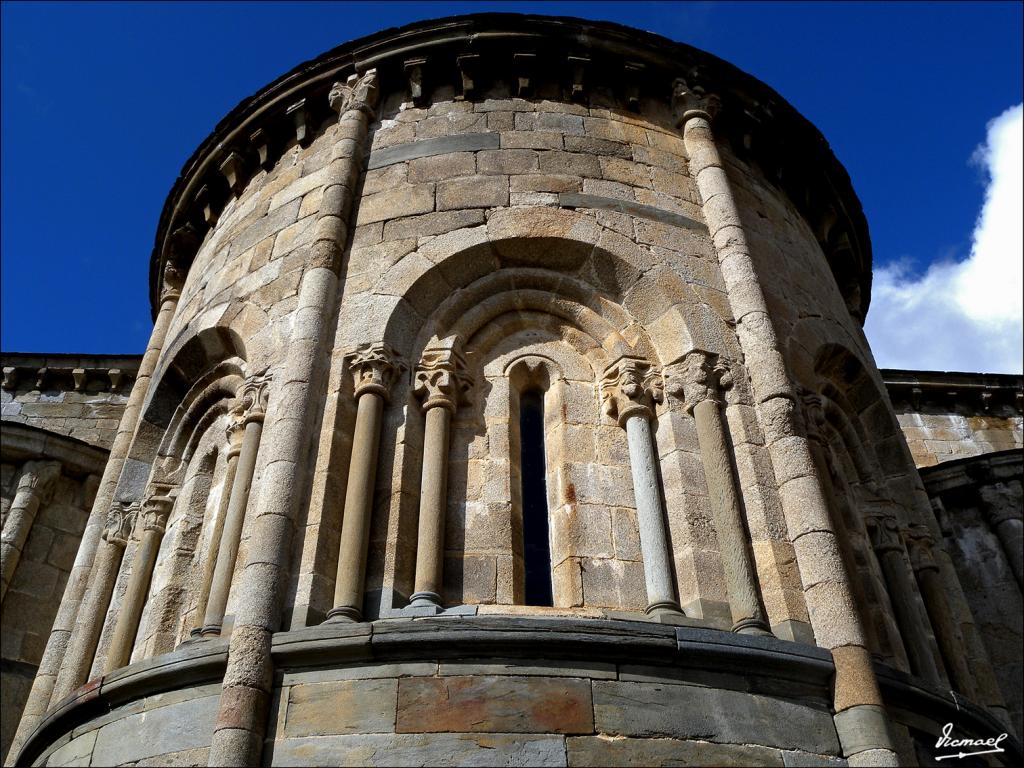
(2, 2), (1022, 372)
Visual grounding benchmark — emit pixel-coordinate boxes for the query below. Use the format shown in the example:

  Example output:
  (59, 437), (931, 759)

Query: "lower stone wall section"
(262, 660), (842, 767)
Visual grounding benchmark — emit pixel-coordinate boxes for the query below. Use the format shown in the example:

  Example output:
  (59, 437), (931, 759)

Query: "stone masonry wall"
(1, 355), (138, 450)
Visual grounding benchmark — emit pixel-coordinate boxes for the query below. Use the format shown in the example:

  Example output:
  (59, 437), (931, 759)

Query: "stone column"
(670, 352), (770, 635)
(6, 264), (184, 766)
(50, 501), (139, 702)
(0, 460), (60, 602)
(201, 371), (271, 636)
(327, 343), (402, 621)
(865, 512), (943, 687)
(191, 424), (243, 636)
(982, 504), (1023, 588)
(676, 82), (896, 765)
(601, 356), (684, 618)
(209, 70), (379, 767)
(104, 491), (175, 671)
(905, 525), (978, 698)
(408, 346), (471, 612)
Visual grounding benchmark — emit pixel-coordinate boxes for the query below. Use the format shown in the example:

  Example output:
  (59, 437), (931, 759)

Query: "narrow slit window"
(519, 389), (553, 606)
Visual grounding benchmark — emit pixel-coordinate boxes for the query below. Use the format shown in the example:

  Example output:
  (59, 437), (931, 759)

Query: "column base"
(645, 600), (686, 619)
(732, 617), (773, 637)
(324, 606), (363, 623)
(199, 624), (222, 637)
(409, 591), (443, 612)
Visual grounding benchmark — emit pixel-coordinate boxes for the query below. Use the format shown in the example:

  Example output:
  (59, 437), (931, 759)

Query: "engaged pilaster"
(408, 345), (472, 612)
(202, 371), (272, 636)
(0, 460), (61, 603)
(327, 343), (402, 622)
(601, 356), (683, 618)
(668, 351), (770, 635)
(982, 504), (1023, 588)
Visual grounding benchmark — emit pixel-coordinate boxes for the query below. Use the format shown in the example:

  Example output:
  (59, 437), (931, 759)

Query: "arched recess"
(307, 209), (745, 621)
(92, 325), (249, 672)
(804, 341), (947, 680)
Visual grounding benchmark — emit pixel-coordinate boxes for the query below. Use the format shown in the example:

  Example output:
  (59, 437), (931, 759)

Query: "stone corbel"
(514, 53), (537, 98)
(108, 368), (124, 391)
(404, 58), (428, 106)
(329, 69), (380, 120)
(456, 54), (480, 100)
(672, 76), (721, 127)
(249, 127), (273, 171)
(195, 184), (218, 227)
(414, 346), (472, 413)
(35, 368), (47, 391)
(103, 501), (140, 547)
(568, 55), (590, 102)
(2, 366), (16, 391)
(286, 99), (312, 147)
(219, 151), (250, 198)
(72, 368), (87, 392)
(601, 356), (663, 426)
(624, 62), (645, 111)
(347, 342), (403, 402)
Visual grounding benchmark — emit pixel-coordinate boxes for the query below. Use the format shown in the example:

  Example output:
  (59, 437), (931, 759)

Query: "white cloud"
(865, 103), (1023, 374)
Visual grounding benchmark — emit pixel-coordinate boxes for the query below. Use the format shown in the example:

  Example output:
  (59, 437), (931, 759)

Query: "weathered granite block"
(396, 676), (593, 734)
(592, 681), (840, 754)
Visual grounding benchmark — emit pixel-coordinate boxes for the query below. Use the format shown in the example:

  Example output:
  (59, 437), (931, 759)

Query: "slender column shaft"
(905, 528), (977, 697)
(624, 414), (680, 614)
(202, 420), (263, 635)
(208, 71), (378, 768)
(867, 517), (942, 687)
(990, 515), (1023, 588)
(0, 462), (60, 602)
(192, 452), (239, 635)
(104, 495), (174, 672)
(50, 501), (136, 703)
(7, 282), (180, 766)
(329, 391), (386, 620)
(692, 398), (770, 634)
(679, 90), (896, 764)
(410, 405), (452, 607)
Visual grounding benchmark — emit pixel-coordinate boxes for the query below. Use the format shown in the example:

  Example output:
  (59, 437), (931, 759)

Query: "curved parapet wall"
(20, 619), (1022, 767)
(12, 13), (1021, 768)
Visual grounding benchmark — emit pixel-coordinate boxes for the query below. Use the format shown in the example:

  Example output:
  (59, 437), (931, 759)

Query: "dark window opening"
(519, 389), (554, 606)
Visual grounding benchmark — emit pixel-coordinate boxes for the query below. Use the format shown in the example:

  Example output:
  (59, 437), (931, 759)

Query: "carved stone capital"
(981, 502), (1022, 529)
(225, 416), (246, 459)
(904, 525), (940, 574)
(865, 513), (904, 555)
(665, 351), (731, 414)
(672, 77), (722, 126)
(140, 494), (175, 535)
(233, 371), (273, 426)
(103, 501), (140, 548)
(15, 460), (61, 503)
(329, 69), (379, 120)
(160, 258), (185, 303)
(801, 389), (828, 444)
(601, 356), (663, 427)
(347, 343), (403, 402)
(414, 347), (471, 413)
